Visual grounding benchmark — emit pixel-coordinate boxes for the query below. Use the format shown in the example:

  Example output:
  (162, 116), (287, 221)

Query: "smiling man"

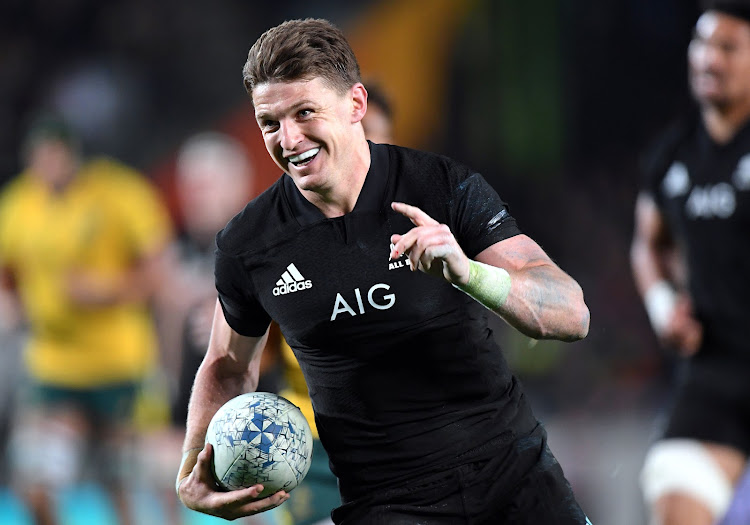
(176, 18), (591, 525)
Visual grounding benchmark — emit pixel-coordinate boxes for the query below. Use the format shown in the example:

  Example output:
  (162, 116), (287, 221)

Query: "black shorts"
(331, 426), (591, 525)
(664, 358), (750, 455)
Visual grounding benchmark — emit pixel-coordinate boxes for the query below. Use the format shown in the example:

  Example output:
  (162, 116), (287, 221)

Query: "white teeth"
(289, 148), (320, 164)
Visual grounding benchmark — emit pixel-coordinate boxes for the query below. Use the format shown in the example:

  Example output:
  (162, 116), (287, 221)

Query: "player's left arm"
(390, 201), (589, 342)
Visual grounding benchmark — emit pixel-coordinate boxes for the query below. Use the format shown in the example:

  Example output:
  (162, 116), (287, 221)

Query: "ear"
(350, 83), (368, 124)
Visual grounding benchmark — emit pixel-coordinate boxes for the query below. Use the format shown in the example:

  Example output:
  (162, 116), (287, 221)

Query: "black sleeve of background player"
(449, 170), (521, 258)
(214, 247), (271, 337)
(640, 140), (670, 205)
(639, 115), (695, 205)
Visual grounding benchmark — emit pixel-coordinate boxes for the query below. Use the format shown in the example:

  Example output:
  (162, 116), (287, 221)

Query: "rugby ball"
(206, 392), (313, 496)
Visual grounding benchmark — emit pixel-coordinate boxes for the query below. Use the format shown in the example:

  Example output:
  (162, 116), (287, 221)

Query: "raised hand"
(389, 202), (470, 285)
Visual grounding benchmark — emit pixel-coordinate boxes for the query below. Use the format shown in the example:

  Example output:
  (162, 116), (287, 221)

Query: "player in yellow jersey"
(0, 115), (172, 525)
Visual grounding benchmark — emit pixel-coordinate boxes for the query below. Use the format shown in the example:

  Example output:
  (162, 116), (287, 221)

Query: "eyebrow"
(255, 100), (317, 122)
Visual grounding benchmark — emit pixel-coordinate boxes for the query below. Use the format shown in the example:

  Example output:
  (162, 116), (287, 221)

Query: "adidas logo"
(273, 263), (313, 296)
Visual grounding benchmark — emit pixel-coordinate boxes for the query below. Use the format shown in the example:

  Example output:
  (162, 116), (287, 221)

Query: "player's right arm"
(630, 192), (702, 354)
(176, 299), (289, 519)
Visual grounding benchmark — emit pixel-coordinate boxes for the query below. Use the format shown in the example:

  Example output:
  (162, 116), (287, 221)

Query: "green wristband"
(454, 260), (511, 310)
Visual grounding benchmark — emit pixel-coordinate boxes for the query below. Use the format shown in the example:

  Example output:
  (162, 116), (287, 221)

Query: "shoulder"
(0, 173), (32, 205)
(0, 174), (35, 253)
(386, 144), (472, 178)
(641, 112), (699, 188)
(216, 176), (292, 256)
(0, 175), (31, 227)
(81, 158), (171, 226)
(82, 157), (139, 179)
(645, 117), (696, 160)
(0, 172), (40, 218)
(80, 157), (160, 197)
(384, 144), (476, 200)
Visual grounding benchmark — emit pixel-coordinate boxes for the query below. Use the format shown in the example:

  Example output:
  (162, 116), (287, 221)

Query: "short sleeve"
(639, 114), (696, 206)
(450, 171), (521, 258)
(640, 139), (672, 205)
(214, 245), (271, 337)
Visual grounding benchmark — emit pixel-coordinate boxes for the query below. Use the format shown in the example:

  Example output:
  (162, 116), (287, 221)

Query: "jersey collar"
(283, 141), (389, 226)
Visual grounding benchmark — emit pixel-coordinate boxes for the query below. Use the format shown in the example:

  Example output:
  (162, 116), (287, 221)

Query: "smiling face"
(253, 77), (368, 198)
(689, 11), (750, 111)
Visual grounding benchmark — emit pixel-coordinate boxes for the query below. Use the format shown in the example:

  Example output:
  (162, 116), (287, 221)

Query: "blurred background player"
(161, 131), (275, 427)
(0, 114), (172, 525)
(631, 2), (750, 524)
(150, 130), (279, 525)
(359, 81), (394, 145)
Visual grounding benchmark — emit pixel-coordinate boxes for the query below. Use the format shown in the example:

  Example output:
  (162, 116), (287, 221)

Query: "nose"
(690, 40), (724, 71)
(704, 44), (723, 68)
(279, 119), (303, 151)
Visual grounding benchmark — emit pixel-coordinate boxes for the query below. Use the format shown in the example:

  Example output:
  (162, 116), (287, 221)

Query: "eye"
(261, 119), (279, 132)
(298, 108), (313, 119)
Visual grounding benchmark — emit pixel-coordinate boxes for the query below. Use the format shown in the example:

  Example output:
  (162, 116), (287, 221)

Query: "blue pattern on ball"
(206, 392), (313, 495)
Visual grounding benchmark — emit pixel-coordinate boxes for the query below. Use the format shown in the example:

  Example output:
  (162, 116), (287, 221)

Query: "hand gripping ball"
(206, 392), (313, 497)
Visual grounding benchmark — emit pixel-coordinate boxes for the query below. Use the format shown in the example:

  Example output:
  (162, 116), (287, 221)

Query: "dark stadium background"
(0, 1), (718, 523)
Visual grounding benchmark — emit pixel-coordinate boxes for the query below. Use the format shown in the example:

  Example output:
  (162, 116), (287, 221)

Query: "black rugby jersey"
(643, 115), (750, 360)
(215, 142), (538, 498)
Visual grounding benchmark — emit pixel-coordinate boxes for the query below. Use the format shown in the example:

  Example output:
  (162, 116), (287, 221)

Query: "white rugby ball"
(206, 392), (313, 496)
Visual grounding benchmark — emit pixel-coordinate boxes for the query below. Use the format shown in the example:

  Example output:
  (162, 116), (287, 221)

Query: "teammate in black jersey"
(176, 18), (591, 524)
(631, 2), (750, 524)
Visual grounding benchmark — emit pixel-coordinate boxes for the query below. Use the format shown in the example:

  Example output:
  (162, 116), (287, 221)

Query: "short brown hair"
(242, 18), (361, 97)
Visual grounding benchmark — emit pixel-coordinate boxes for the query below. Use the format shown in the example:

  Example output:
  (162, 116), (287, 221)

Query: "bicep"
(631, 192), (683, 290)
(205, 299), (270, 377)
(633, 193), (672, 250)
(474, 234), (554, 272)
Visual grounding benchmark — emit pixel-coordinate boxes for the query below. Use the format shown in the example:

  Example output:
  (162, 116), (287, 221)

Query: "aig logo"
(685, 183), (735, 219)
(331, 283), (396, 321)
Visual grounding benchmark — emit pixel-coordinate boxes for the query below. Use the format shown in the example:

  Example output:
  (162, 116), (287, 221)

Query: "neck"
(37, 171), (76, 194)
(303, 138), (371, 218)
(702, 99), (750, 144)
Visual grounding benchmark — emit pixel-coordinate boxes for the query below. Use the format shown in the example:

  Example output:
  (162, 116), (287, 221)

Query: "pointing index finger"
(391, 202), (439, 226)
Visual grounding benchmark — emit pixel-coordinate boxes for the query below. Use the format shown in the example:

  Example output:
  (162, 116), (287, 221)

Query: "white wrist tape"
(644, 280), (677, 334)
(454, 260), (511, 310)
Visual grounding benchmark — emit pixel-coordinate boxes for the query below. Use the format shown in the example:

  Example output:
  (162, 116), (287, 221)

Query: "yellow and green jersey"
(0, 158), (171, 388)
(279, 338), (319, 439)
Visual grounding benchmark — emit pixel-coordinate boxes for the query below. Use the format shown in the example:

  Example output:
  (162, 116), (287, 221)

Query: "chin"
(290, 172), (320, 191)
(700, 93), (731, 110)
(692, 85), (728, 108)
